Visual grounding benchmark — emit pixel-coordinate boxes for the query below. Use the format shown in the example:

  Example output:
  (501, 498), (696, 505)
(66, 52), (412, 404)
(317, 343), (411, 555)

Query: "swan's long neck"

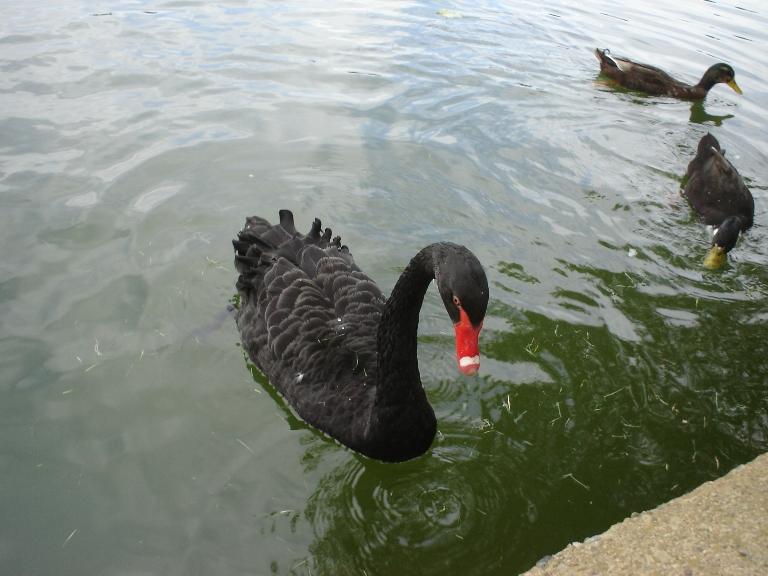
(374, 246), (437, 409)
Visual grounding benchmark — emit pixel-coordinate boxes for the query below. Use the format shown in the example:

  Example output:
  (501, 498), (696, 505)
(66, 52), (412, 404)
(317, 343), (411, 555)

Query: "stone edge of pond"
(522, 451), (768, 576)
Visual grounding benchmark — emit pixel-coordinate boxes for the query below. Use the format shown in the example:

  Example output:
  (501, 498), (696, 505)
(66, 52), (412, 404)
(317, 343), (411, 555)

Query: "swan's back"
(234, 210), (386, 444)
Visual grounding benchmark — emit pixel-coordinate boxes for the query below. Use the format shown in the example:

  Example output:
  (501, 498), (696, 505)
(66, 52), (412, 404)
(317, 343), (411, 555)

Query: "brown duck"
(683, 134), (754, 269)
(595, 48), (742, 100)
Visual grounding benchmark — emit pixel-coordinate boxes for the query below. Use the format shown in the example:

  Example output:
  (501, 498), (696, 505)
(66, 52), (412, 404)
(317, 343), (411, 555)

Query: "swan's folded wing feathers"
(307, 260), (384, 369)
(235, 213), (384, 430)
(330, 272), (358, 301)
(297, 244), (329, 277)
(316, 257), (365, 296)
(330, 273), (383, 316)
(269, 314), (303, 360)
(259, 256), (359, 371)
(261, 263), (304, 305)
(265, 283), (337, 365)
(265, 308), (290, 339)
(343, 280), (383, 317)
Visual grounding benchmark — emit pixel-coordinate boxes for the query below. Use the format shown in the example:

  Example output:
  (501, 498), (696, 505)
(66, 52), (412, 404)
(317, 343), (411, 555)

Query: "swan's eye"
(452, 295), (461, 307)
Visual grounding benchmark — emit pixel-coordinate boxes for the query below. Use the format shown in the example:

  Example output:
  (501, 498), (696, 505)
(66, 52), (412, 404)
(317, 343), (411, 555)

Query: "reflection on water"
(688, 101), (735, 126)
(1, 0), (767, 575)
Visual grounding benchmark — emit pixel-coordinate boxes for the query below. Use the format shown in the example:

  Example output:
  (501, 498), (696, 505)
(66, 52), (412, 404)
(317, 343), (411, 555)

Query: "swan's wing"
(260, 258), (335, 367)
(242, 255), (374, 440)
(302, 246), (383, 316)
(312, 250), (385, 360)
(235, 213), (384, 384)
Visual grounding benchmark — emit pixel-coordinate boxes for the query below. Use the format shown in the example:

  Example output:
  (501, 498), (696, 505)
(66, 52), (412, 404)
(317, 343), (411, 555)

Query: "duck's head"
(702, 63), (742, 94)
(704, 216), (743, 269)
(435, 245), (489, 376)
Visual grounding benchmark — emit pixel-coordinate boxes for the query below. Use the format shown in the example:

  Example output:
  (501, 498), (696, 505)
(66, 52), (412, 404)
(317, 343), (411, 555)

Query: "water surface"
(1, 1), (767, 574)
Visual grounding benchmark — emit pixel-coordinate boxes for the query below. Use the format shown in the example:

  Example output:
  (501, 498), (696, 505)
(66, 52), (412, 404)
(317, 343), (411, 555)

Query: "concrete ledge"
(523, 452), (768, 576)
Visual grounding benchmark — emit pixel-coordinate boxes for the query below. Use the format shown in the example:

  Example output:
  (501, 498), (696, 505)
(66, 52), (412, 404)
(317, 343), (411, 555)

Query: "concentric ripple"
(305, 439), (528, 575)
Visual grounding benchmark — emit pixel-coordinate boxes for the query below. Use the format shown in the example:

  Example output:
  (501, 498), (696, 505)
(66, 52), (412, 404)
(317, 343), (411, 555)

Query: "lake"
(1, 1), (766, 574)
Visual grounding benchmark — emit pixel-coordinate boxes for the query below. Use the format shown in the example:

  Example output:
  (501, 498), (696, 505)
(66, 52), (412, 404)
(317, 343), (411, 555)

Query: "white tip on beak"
(458, 355), (480, 375)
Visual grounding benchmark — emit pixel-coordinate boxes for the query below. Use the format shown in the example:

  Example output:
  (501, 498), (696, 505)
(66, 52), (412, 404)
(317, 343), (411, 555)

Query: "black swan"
(594, 48), (742, 100)
(233, 210), (489, 462)
(683, 133), (754, 269)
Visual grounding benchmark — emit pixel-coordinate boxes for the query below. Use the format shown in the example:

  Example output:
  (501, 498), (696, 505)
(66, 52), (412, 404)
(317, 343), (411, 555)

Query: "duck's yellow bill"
(703, 245), (727, 270)
(727, 79), (743, 95)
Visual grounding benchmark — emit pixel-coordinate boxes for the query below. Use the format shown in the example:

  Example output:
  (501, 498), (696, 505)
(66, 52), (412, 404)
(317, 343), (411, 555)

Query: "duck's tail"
(696, 132), (722, 156)
(594, 48), (617, 69)
(685, 133), (723, 181)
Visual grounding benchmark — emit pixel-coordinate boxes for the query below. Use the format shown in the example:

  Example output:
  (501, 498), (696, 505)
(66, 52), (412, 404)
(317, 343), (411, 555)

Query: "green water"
(1, 1), (767, 574)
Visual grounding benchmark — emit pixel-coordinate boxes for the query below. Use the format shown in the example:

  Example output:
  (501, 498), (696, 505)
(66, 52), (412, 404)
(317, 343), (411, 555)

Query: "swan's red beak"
(454, 308), (482, 376)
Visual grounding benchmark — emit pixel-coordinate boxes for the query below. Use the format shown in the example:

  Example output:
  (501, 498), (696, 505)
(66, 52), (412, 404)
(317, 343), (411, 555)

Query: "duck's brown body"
(594, 48), (742, 100)
(682, 134), (754, 268)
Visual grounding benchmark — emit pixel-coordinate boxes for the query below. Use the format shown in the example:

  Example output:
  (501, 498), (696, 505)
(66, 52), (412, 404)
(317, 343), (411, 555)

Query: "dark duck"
(683, 133), (754, 269)
(233, 210), (489, 462)
(594, 48), (742, 100)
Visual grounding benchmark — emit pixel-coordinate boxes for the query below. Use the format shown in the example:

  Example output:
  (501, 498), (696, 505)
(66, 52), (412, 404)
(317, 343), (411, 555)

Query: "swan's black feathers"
(278, 209), (297, 234)
(234, 211), (387, 451)
(233, 210), (489, 461)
